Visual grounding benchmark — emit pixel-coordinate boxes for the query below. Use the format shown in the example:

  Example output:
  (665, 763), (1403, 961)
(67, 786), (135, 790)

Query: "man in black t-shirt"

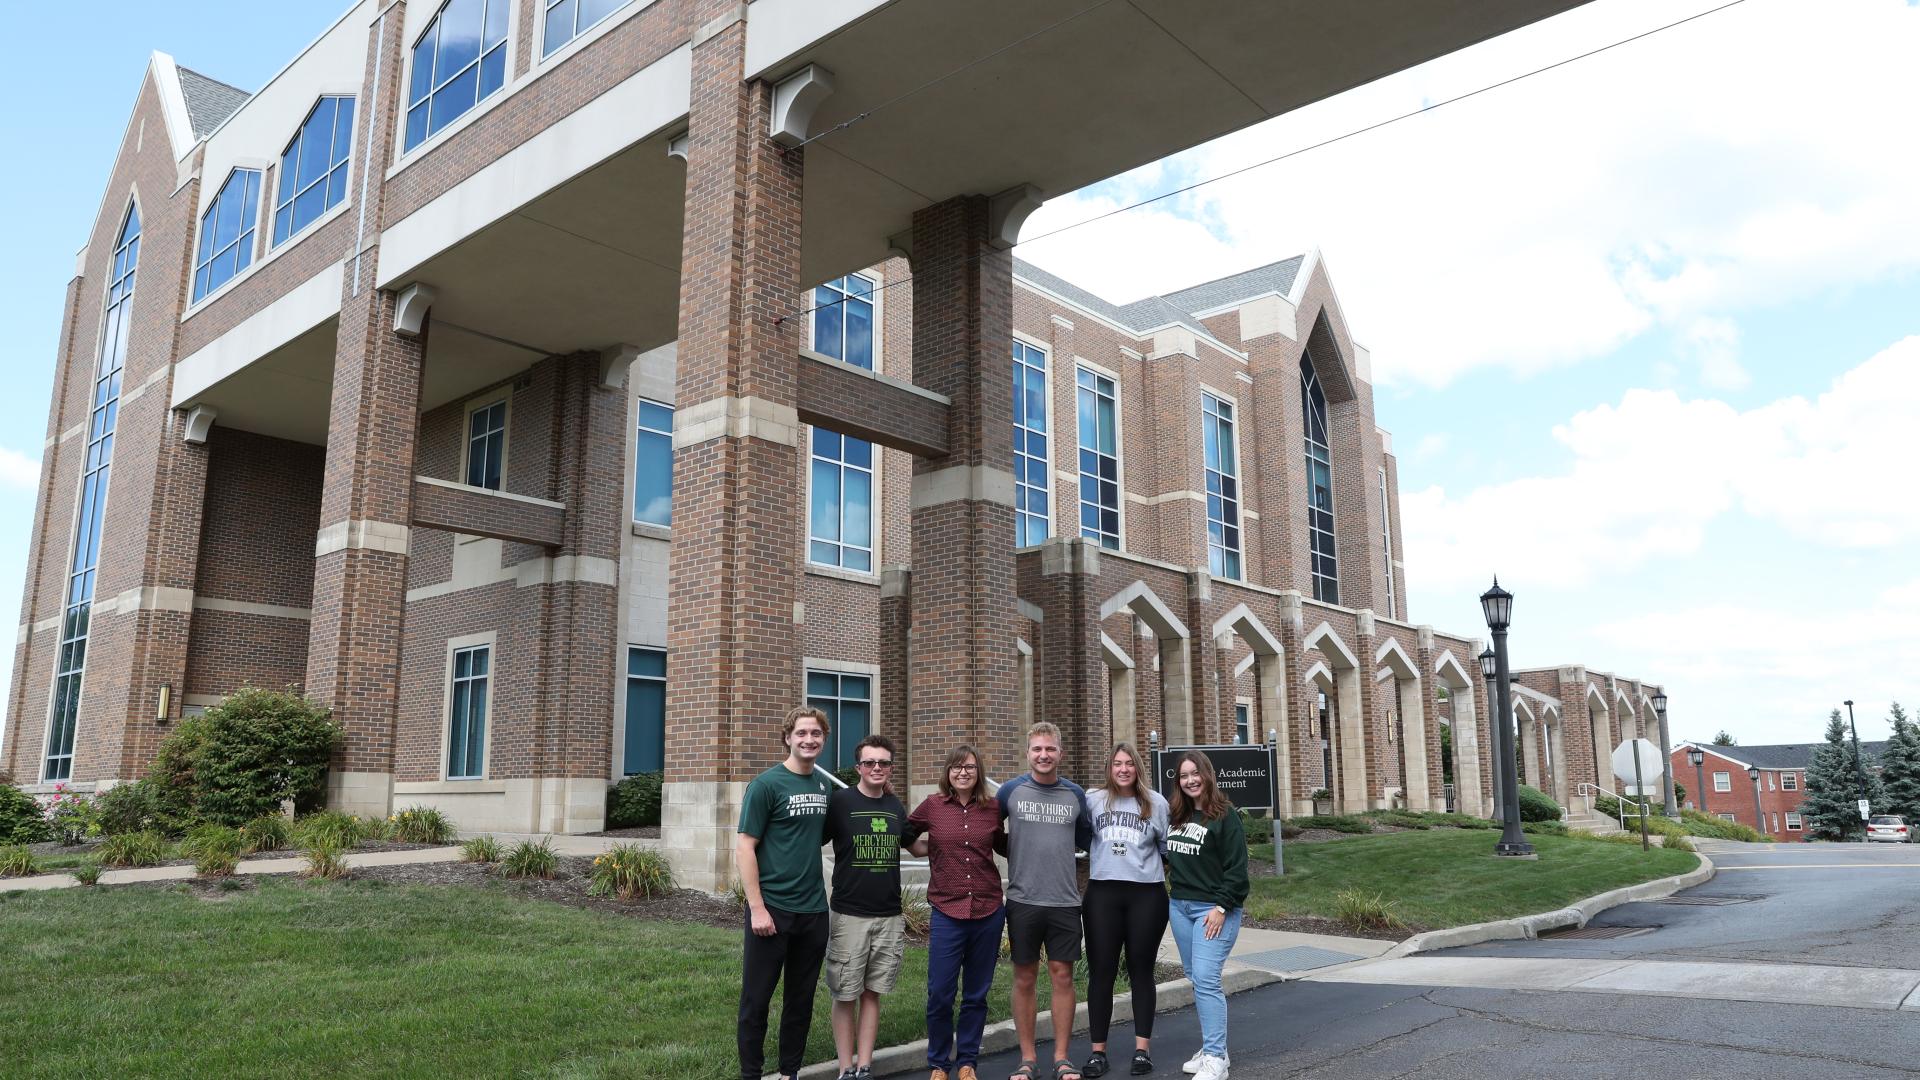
(824, 734), (909, 1080)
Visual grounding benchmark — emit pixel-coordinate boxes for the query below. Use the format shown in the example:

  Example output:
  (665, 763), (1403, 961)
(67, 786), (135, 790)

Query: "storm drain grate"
(1541, 925), (1657, 940)
(1233, 945), (1366, 973)
(1649, 895), (1762, 906)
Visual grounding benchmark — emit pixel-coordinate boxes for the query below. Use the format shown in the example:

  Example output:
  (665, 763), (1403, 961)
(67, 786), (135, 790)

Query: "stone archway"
(1434, 650), (1482, 817)
(1214, 603), (1289, 812)
(1541, 704), (1568, 803)
(1586, 683), (1612, 790)
(1516, 699), (1541, 790)
(1099, 580), (1193, 745)
(1100, 631), (1136, 747)
(1376, 636), (1432, 811)
(1305, 660), (1338, 811)
(1304, 621), (1367, 813)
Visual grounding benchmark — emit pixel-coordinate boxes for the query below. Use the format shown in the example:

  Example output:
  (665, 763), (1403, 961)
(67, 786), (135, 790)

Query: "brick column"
(907, 195), (1020, 786)
(879, 567), (912, 778)
(1276, 590), (1311, 815)
(119, 415), (213, 776)
(661, 8), (807, 892)
(1184, 571), (1224, 745)
(1355, 610), (1383, 809)
(1032, 538), (1104, 787)
(304, 0), (417, 818)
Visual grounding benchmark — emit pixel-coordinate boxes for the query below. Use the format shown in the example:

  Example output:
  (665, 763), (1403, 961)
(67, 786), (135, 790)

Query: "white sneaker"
(1193, 1054), (1230, 1080)
(1182, 1051), (1229, 1075)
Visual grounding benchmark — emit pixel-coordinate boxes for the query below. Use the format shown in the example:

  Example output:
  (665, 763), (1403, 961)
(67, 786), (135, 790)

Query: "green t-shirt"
(738, 765), (834, 913)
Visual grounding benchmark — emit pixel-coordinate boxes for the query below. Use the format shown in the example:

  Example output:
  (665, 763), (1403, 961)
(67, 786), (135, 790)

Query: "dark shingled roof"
(177, 67), (251, 140)
(1686, 741), (1889, 771)
(1011, 255), (1307, 354)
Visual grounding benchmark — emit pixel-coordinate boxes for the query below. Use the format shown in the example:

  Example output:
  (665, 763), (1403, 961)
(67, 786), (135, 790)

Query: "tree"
(1439, 722), (1455, 785)
(1877, 702), (1920, 824)
(1803, 709), (1865, 840)
(1712, 730), (1738, 746)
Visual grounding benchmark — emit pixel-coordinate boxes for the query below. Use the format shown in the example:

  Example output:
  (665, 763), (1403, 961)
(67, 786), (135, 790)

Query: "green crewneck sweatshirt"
(1165, 808), (1250, 910)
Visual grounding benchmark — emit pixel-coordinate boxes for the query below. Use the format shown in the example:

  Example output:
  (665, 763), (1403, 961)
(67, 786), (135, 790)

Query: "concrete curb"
(781, 967), (1281, 1080)
(1381, 852), (1717, 959)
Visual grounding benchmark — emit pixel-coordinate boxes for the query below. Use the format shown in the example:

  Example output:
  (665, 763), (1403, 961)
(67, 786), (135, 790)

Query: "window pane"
(845, 298), (873, 370)
(814, 292), (844, 360)
(634, 428), (672, 526)
(844, 436), (871, 470)
(333, 98), (356, 162)
(298, 100), (337, 189)
(293, 182), (327, 236)
(625, 676), (665, 774)
(629, 647), (665, 678)
(437, 0), (483, 79)
(406, 102), (430, 149)
(844, 467), (871, 549)
(544, 0), (576, 53)
(478, 44), (506, 99)
(431, 63), (479, 134)
(807, 671), (837, 697)
(810, 460), (840, 542)
(410, 22), (438, 103)
(812, 426), (840, 459)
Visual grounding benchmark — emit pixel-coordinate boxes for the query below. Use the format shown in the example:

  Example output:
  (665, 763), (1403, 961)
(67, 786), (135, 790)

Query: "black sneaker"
(1084, 1051), (1110, 1078)
(1131, 1050), (1153, 1075)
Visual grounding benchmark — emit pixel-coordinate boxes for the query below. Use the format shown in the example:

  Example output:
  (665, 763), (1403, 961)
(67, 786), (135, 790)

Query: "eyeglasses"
(858, 759), (894, 770)
(948, 764), (978, 774)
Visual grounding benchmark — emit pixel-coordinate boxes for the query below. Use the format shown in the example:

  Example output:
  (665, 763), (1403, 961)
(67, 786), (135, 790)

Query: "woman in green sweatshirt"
(1164, 751), (1249, 1080)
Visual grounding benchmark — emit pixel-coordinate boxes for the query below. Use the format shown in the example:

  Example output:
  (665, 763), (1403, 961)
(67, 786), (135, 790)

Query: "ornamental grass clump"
(0, 845), (39, 877)
(181, 825), (246, 861)
(98, 830), (172, 868)
(73, 860), (103, 886)
(389, 806), (455, 845)
(1332, 888), (1407, 934)
(241, 814), (292, 853)
(501, 839), (558, 880)
(587, 843), (673, 900)
(294, 811), (364, 850)
(901, 891), (932, 937)
(461, 835), (501, 863)
(303, 842), (349, 880)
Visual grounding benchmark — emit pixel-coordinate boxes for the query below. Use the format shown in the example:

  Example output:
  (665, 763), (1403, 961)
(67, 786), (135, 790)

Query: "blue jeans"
(927, 906), (1007, 1072)
(1167, 898), (1241, 1058)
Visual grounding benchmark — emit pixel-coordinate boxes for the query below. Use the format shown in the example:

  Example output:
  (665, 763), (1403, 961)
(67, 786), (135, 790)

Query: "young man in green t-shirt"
(736, 706), (836, 1080)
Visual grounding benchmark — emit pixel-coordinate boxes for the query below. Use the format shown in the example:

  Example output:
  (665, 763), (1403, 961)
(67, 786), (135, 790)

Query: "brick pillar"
(1355, 610), (1383, 809)
(661, 8), (807, 892)
(1184, 571), (1223, 745)
(907, 195), (1020, 786)
(120, 415), (213, 777)
(879, 567), (912, 778)
(1032, 538), (1104, 787)
(529, 353), (624, 832)
(1277, 590), (1310, 815)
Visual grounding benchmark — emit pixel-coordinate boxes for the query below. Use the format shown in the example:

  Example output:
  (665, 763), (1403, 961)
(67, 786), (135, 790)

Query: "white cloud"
(1399, 338), (1920, 592)
(0, 448), (39, 491)
(1411, 433), (1449, 463)
(1016, 0), (1920, 390)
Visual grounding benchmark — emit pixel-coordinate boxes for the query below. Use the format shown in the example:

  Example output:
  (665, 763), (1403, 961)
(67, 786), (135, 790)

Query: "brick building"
(2, 0), (1618, 887)
(1673, 741), (1890, 841)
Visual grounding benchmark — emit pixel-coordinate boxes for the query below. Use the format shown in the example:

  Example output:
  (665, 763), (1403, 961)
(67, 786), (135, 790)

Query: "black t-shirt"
(826, 786), (908, 917)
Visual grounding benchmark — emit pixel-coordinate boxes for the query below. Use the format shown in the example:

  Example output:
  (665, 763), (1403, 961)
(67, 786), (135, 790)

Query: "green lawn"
(0, 879), (1101, 1079)
(1248, 829), (1698, 931)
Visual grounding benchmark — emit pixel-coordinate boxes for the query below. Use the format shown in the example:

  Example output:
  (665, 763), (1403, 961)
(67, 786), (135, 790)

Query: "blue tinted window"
(1203, 393), (1241, 580)
(809, 428), (874, 572)
(806, 670), (872, 772)
(543, 0), (631, 55)
(634, 400), (673, 526)
(274, 96), (355, 246)
(1302, 355), (1338, 603)
(406, 0), (511, 151)
(193, 169), (259, 302)
(1013, 340), (1050, 546)
(1075, 366), (1120, 549)
(448, 644), (491, 779)
(812, 274), (876, 370)
(624, 646), (666, 774)
(48, 205), (139, 780)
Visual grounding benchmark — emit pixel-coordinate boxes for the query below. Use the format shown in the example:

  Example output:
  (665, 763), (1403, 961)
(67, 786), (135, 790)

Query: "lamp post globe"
(1688, 746), (1708, 814)
(1479, 648), (1497, 680)
(1482, 579), (1532, 857)
(1651, 691), (1677, 816)
(1478, 647), (1502, 824)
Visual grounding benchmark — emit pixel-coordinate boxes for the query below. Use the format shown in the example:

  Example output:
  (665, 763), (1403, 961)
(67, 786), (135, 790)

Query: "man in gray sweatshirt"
(997, 722), (1094, 1080)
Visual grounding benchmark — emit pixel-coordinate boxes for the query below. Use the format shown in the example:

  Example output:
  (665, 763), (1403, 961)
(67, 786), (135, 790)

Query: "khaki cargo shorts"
(825, 912), (907, 1001)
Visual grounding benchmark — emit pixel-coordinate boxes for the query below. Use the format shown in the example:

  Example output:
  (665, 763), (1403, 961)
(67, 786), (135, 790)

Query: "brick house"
(1673, 741), (1890, 841)
(1, 0), (1620, 887)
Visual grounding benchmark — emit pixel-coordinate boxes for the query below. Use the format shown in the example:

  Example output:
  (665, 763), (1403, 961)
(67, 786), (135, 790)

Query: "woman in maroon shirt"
(905, 744), (1007, 1080)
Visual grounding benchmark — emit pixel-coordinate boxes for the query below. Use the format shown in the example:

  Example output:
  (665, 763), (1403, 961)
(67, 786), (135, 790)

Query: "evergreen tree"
(1802, 709), (1863, 841)
(1712, 730), (1738, 746)
(1877, 703), (1920, 824)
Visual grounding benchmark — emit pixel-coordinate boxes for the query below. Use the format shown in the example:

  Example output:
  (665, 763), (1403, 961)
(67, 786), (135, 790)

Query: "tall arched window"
(1302, 354), (1338, 603)
(274, 96), (355, 246)
(193, 169), (259, 302)
(46, 203), (140, 780)
(405, 0), (510, 151)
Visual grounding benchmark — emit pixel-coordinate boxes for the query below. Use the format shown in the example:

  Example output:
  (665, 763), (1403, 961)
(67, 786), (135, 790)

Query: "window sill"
(631, 520), (671, 541)
(805, 563), (880, 586)
(396, 779), (509, 794)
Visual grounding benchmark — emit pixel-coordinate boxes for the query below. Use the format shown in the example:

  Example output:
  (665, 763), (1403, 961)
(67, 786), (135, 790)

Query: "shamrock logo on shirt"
(869, 817), (889, 833)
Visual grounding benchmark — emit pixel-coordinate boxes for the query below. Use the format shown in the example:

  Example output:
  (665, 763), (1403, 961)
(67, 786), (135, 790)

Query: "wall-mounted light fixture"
(156, 683), (172, 723)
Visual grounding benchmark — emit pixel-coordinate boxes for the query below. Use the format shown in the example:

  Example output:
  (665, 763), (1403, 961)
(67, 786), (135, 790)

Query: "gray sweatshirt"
(1086, 788), (1171, 884)
(998, 773), (1093, 907)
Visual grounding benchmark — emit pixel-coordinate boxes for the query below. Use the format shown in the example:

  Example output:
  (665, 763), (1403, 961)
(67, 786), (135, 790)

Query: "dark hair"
(937, 744), (985, 804)
(856, 733), (896, 757)
(1169, 751), (1231, 826)
(1102, 742), (1154, 807)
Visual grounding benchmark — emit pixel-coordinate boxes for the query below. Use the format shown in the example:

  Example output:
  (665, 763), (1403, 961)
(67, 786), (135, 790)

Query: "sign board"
(1152, 744), (1279, 812)
(1611, 738), (1665, 796)
(1859, 799), (1872, 820)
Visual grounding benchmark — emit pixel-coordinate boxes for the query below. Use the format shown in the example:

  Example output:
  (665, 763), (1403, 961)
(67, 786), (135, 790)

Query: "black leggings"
(1083, 879), (1171, 1042)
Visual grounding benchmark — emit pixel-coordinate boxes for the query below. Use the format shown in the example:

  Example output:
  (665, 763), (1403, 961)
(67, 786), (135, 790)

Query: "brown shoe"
(957, 1068), (978, 1080)
(929, 1071), (949, 1080)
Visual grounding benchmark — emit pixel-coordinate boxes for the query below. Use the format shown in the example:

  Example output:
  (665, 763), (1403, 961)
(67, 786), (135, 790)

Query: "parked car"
(1866, 815), (1911, 843)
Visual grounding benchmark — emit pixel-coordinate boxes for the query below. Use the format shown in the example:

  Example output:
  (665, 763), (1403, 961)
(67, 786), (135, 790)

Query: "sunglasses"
(858, 759), (894, 769)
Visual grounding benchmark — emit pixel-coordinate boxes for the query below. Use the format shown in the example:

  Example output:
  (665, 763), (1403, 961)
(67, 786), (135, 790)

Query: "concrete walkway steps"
(1307, 954), (1920, 1012)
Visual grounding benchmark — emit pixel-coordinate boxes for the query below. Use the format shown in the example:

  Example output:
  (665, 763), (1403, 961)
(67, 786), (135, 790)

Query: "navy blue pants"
(926, 906), (1007, 1073)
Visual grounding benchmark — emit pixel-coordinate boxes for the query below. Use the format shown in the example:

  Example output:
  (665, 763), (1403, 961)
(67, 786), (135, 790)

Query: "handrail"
(1575, 781), (1653, 829)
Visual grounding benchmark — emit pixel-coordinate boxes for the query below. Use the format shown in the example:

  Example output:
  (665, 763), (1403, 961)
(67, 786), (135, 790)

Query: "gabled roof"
(1677, 740), (1889, 771)
(176, 67), (251, 139)
(1012, 255), (1308, 356)
(1161, 256), (1305, 315)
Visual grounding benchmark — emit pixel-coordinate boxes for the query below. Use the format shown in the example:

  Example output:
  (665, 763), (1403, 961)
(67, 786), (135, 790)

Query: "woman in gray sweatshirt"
(1081, 742), (1172, 1077)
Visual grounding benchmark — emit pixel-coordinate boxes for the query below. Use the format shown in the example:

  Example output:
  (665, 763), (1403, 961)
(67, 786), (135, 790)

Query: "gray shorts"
(825, 912), (907, 1000)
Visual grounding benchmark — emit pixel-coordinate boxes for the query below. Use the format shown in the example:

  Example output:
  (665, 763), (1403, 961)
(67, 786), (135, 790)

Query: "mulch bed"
(1240, 910), (1414, 942)
(585, 826), (661, 840)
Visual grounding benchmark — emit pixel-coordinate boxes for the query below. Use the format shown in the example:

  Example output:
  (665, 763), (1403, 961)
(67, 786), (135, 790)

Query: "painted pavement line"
(1308, 955), (1920, 1012)
(1716, 864), (1920, 870)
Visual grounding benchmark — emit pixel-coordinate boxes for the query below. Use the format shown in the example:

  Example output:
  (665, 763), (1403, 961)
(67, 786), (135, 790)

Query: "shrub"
(1278, 821), (1303, 840)
(1240, 812), (1274, 844)
(901, 891), (932, 937)
(241, 815), (292, 853)
(1332, 888), (1406, 933)
(152, 688), (341, 827)
(95, 779), (192, 837)
(98, 831), (172, 868)
(294, 811), (365, 850)
(1309, 788), (1333, 800)
(44, 784), (97, 845)
(303, 842), (349, 880)
(605, 773), (665, 829)
(1662, 832), (1695, 852)
(587, 843), (674, 900)
(1516, 785), (1560, 823)
(1293, 814), (1374, 834)
(390, 807), (455, 845)
(461, 835), (502, 863)
(1678, 809), (1765, 843)
(0, 845), (39, 877)
(1449, 816), (1498, 830)
(0, 785), (52, 844)
(501, 839), (559, 880)
(73, 860), (103, 886)
(1522, 820), (1568, 836)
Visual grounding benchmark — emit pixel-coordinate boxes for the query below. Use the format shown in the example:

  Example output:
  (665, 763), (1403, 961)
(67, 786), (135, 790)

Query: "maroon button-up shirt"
(905, 791), (1007, 921)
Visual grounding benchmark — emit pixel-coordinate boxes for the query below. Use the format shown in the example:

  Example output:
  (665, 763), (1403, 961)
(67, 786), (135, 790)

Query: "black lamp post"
(1652, 691), (1677, 817)
(1482, 579), (1533, 857)
(1747, 764), (1766, 836)
(1688, 746), (1707, 814)
(1480, 648), (1502, 824)
(1844, 700), (1871, 831)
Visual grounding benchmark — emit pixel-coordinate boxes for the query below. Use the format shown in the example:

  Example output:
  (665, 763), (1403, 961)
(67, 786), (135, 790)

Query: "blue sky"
(1, 0), (1915, 754)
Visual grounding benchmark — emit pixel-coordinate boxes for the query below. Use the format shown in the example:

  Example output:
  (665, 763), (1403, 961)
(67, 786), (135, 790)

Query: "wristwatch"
(1211, 905), (1227, 916)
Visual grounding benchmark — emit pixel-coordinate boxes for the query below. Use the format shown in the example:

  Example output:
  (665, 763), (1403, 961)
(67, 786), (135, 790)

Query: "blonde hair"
(1026, 721), (1062, 745)
(781, 705), (830, 745)
(1102, 742), (1155, 806)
